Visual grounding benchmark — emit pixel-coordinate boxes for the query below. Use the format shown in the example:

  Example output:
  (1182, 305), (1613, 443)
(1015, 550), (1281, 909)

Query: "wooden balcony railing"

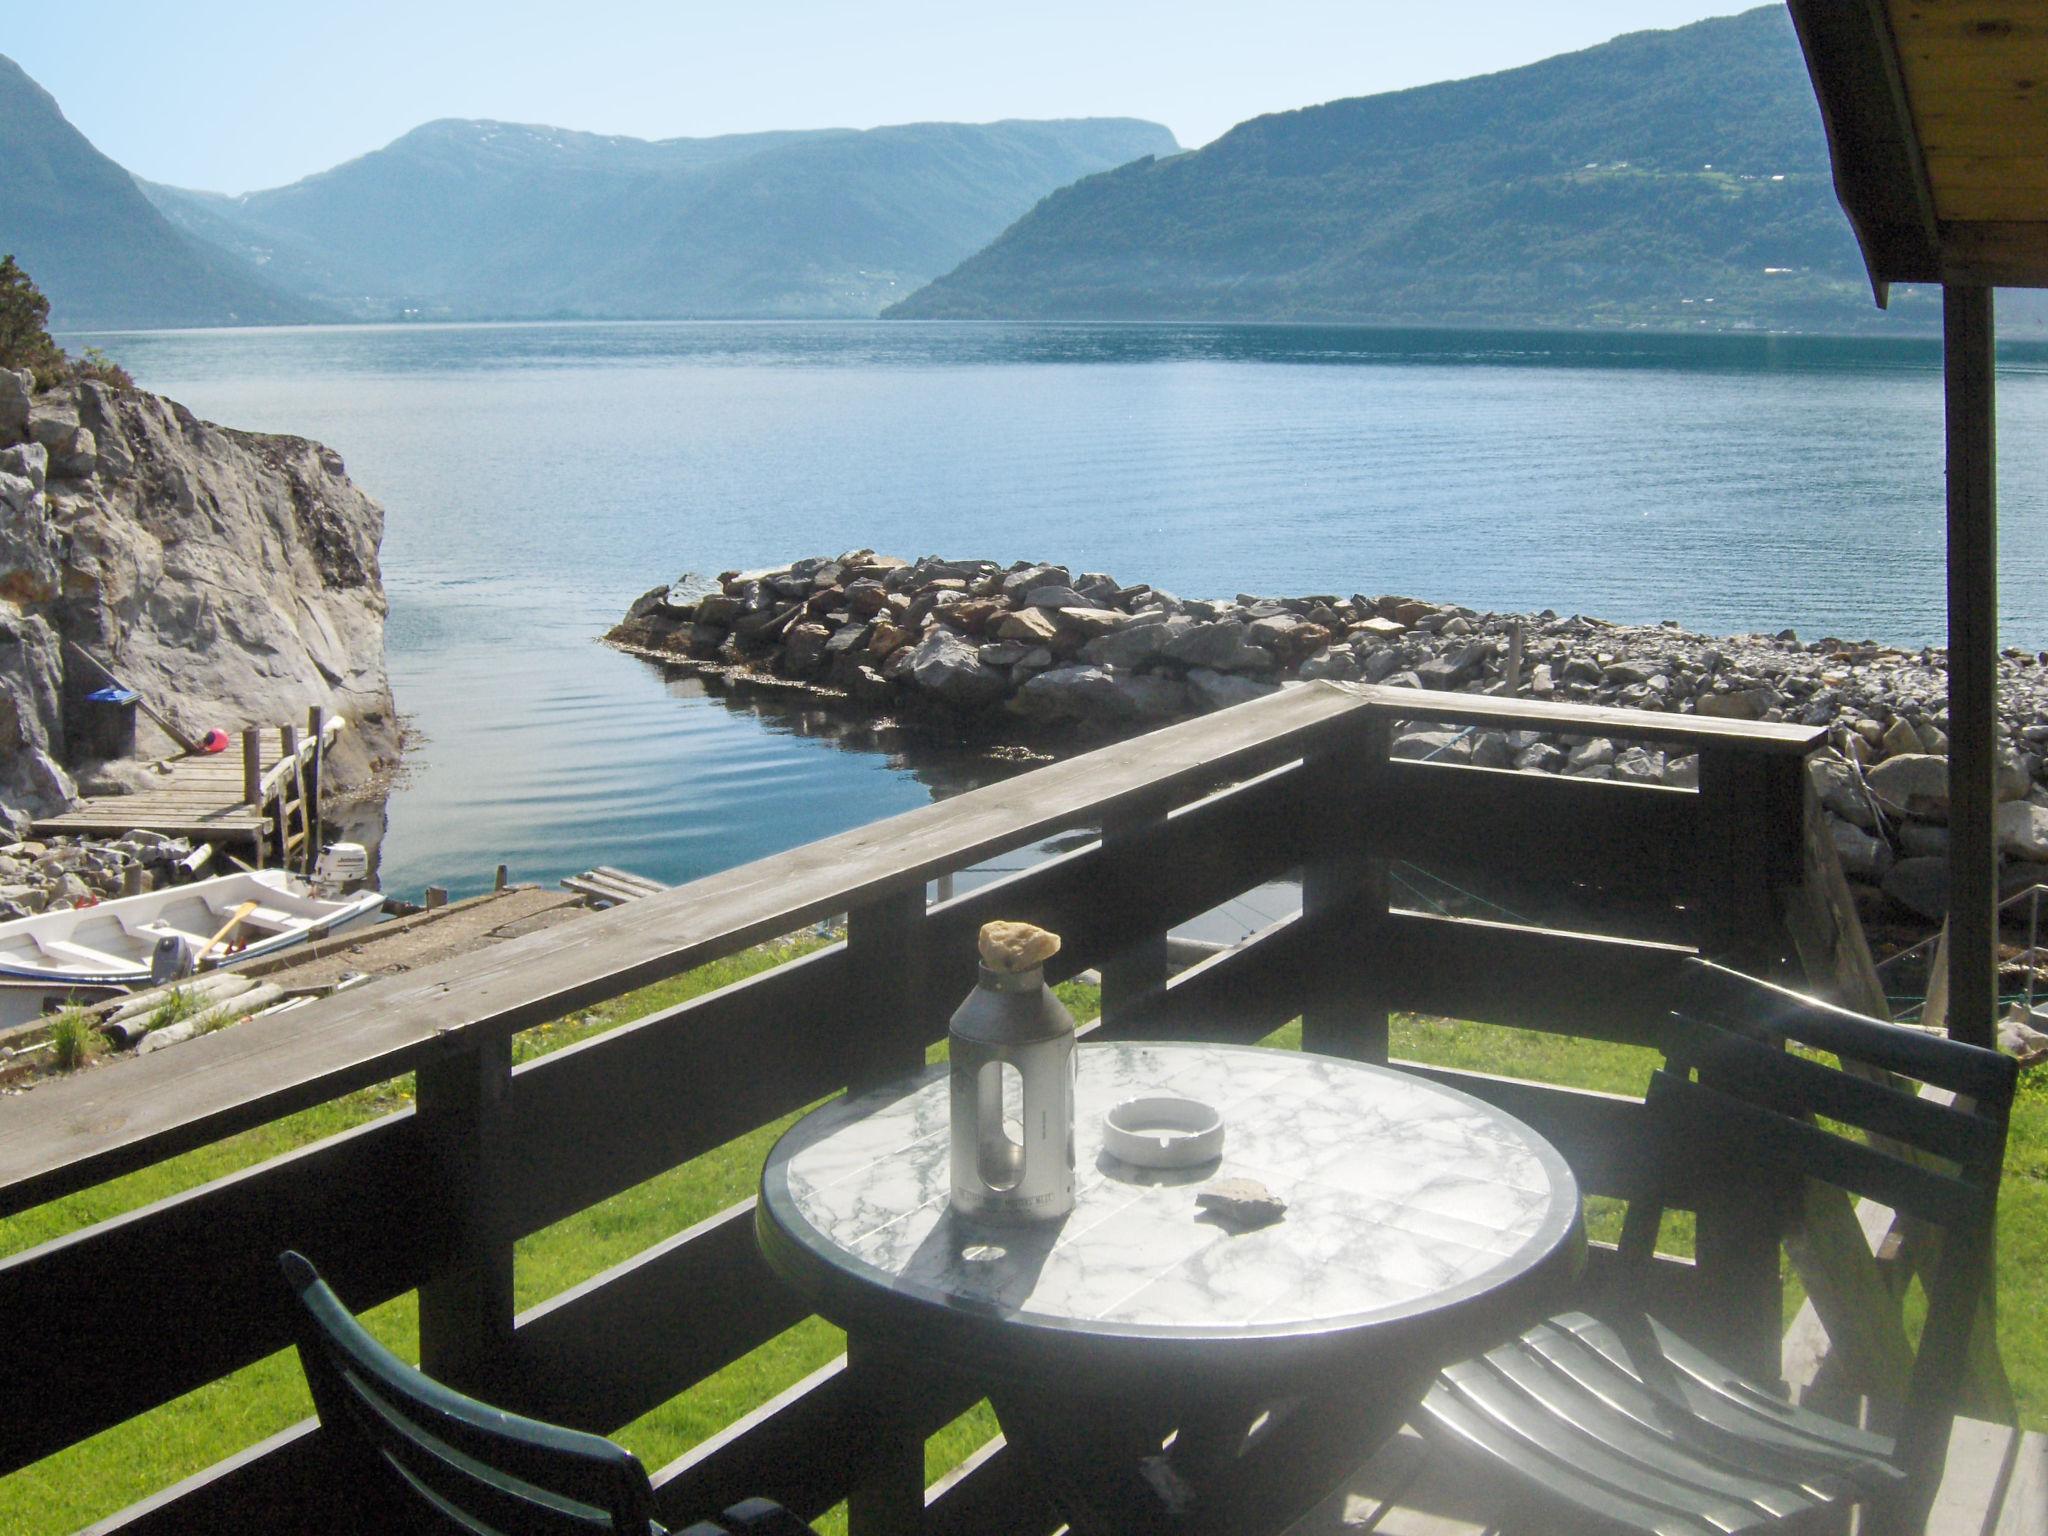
(0, 681), (1827, 1534)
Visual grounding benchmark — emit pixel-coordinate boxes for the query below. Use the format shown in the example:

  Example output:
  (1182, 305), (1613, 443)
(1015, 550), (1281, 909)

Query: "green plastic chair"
(1415, 957), (2017, 1536)
(281, 1251), (816, 1536)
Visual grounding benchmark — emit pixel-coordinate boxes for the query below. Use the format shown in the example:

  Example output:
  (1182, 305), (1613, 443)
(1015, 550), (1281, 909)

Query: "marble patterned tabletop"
(759, 1042), (1581, 1344)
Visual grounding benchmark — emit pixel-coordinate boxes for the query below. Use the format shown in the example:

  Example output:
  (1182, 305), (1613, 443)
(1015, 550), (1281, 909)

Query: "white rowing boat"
(0, 867), (383, 988)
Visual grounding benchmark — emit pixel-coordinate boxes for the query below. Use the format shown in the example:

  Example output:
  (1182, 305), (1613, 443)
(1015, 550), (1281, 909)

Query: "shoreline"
(608, 551), (2048, 927)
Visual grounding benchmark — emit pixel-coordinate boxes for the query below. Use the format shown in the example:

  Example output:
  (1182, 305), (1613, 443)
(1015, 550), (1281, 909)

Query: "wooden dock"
(34, 711), (341, 871)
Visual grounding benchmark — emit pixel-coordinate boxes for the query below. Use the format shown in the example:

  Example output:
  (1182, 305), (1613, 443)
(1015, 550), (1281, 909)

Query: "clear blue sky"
(10, 1), (1759, 194)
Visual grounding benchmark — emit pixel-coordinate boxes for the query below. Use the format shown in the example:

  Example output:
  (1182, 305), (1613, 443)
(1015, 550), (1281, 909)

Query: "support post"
(1100, 797), (1172, 1028)
(1945, 284), (1998, 1050)
(279, 724), (302, 872)
(416, 1033), (516, 1397)
(1301, 714), (1393, 1062)
(844, 1335), (927, 1536)
(1696, 748), (1803, 974)
(241, 728), (262, 806)
(305, 706), (325, 859)
(844, 889), (928, 1089)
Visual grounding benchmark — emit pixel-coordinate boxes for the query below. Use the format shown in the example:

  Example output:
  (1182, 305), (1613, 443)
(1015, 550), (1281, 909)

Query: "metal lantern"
(948, 922), (1077, 1223)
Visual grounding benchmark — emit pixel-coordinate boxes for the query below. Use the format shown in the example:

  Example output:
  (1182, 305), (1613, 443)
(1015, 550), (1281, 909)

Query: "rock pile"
(0, 831), (201, 921)
(609, 551), (2048, 923)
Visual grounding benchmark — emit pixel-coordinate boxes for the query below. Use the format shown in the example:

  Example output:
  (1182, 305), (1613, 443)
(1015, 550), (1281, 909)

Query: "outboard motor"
(310, 843), (371, 898)
(149, 933), (195, 987)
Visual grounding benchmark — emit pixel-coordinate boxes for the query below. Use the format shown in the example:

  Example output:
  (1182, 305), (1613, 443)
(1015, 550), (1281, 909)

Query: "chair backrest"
(281, 1251), (659, 1536)
(1621, 958), (2017, 1489)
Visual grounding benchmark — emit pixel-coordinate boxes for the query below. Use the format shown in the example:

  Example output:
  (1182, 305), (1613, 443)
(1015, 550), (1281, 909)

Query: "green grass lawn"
(3, 948), (2043, 1534)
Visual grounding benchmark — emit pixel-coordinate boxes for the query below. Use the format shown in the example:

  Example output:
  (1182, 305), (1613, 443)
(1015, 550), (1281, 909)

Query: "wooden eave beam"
(1788, 0), (1944, 302)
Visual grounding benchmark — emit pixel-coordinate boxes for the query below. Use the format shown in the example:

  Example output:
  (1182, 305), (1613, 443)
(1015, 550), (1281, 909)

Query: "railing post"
(1100, 796), (1172, 1028)
(280, 723), (301, 872)
(305, 705), (325, 859)
(1301, 713), (1393, 1062)
(241, 726), (262, 805)
(242, 727), (268, 867)
(844, 1336), (927, 1536)
(842, 892), (931, 1533)
(844, 888), (928, 1090)
(416, 1032), (516, 1398)
(1695, 747), (1804, 974)
(1695, 743), (1806, 1380)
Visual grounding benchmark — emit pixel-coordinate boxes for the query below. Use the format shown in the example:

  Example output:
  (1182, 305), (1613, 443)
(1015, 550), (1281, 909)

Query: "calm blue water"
(77, 320), (2048, 897)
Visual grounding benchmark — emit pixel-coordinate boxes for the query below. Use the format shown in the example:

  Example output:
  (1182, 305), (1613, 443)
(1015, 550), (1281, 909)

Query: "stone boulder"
(1013, 664), (1187, 724)
(1185, 668), (1276, 712)
(994, 608), (1060, 645)
(1883, 856), (1949, 920)
(1829, 817), (1893, 881)
(1393, 728), (1471, 762)
(1867, 753), (1949, 818)
(1164, 621), (1275, 673)
(1996, 800), (2048, 862)
(1808, 754), (1878, 830)
(1081, 614), (1188, 669)
(904, 629), (1007, 707)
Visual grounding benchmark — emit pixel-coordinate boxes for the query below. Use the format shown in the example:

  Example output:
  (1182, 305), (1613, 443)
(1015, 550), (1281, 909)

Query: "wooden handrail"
(0, 685), (1818, 1215)
(1343, 683), (1827, 755)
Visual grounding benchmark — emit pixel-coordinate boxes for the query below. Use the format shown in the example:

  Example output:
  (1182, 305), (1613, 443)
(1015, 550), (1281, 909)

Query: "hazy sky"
(11, 1), (1761, 194)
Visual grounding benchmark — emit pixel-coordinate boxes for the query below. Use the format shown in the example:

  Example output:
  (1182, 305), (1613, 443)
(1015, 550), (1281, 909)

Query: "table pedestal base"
(991, 1373), (1423, 1536)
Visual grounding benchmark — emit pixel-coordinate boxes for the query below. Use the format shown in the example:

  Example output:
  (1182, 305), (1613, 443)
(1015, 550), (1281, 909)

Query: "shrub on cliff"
(0, 254), (67, 388)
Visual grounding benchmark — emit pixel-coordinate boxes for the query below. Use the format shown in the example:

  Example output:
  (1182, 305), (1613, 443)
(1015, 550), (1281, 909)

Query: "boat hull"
(0, 871), (384, 989)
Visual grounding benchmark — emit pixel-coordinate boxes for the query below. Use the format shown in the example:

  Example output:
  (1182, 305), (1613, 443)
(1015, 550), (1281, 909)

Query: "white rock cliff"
(0, 367), (396, 826)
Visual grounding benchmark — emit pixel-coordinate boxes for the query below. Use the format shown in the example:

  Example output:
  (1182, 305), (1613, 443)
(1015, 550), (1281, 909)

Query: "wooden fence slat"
(648, 1356), (981, 1529)
(921, 1436), (1062, 1536)
(0, 1113), (428, 1475)
(503, 947), (851, 1236)
(1381, 910), (1693, 1044)
(81, 1422), (332, 1536)
(1377, 756), (1703, 903)
(503, 1200), (809, 1432)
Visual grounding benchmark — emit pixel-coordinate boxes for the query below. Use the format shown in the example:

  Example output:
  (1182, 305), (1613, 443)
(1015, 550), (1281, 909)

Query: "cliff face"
(0, 367), (396, 825)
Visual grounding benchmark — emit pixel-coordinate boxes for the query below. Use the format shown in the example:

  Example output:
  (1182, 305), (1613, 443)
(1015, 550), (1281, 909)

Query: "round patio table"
(757, 1041), (1584, 1535)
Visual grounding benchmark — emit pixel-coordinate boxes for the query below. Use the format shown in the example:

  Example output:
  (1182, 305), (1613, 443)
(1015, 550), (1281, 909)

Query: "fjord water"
(94, 321), (2048, 897)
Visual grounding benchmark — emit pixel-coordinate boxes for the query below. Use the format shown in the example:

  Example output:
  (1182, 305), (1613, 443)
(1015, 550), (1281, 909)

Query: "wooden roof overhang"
(1788, 0), (2048, 300)
(1787, 0), (2048, 1049)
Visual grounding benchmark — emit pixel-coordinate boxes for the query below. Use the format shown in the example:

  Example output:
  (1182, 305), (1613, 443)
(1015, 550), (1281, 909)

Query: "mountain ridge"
(885, 7), (1933, 332)
(143, 115), (1181, 321)
(0, 53), (325, 330)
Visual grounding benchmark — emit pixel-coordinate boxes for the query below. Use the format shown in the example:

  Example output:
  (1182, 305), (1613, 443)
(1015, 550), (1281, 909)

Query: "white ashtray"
(1102, 1096), (1225, 1168)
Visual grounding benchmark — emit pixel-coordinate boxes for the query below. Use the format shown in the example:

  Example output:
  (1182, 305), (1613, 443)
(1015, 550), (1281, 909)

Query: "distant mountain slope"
(887, 8), (1926, 332)
(146, 117), (1180, 320)
(0, 54), (322, 331)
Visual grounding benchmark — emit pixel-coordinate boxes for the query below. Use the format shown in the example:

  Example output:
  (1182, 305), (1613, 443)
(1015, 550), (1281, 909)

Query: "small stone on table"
(1196, 1177), (1286, 1231)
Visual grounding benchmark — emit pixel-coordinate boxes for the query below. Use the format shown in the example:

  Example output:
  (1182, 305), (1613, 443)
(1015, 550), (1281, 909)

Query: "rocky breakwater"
(609, 552), (2048, 925)
(0, 367), (398, 829)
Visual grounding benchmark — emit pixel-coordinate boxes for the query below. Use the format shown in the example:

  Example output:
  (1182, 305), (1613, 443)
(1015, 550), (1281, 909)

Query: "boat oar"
(196, 901), (260, 968)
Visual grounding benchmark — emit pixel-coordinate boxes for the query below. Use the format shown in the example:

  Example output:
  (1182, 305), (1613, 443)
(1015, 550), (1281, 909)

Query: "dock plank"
(30, 728), (312, 845)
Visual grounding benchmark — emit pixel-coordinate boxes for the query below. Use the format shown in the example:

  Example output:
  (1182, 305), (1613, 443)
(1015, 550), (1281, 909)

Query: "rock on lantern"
(948, 920), (1077, 1222)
